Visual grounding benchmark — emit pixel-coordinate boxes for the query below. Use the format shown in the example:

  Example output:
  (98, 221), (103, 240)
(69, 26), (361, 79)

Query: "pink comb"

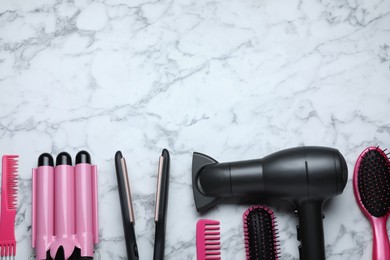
(0, 155), (19, 257)
(196, 219), (221, 260)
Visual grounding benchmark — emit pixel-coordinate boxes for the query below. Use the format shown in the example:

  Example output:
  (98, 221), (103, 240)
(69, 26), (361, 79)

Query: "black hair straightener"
(114, 149), (170, 260)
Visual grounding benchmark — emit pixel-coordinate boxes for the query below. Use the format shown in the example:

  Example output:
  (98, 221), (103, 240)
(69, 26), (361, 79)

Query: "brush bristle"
(357, 147), (390, 217)
(243, 206), (280, 260)
(2, 155), (18, 210)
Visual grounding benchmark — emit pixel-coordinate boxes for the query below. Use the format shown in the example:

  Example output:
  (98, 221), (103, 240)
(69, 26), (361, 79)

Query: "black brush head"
(357, 148), (390, 217)
(243, 206), (280, 260)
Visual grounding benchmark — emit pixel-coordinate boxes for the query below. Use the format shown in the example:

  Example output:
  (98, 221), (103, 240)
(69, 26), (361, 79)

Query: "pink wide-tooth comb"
(0, 155), (19, 258)
(196, 219), (221, 260)
(353, 146), (390, 260)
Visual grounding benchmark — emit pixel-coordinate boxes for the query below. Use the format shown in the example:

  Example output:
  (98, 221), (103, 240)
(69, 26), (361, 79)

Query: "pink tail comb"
(0, 155), (19, 257)
(196, 219), (221, 260)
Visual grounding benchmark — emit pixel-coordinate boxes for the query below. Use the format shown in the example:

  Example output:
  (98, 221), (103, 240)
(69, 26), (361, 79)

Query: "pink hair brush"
(353, 146), (390, 260)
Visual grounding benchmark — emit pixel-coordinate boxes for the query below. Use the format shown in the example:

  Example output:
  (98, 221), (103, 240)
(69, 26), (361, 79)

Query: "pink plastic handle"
(372, 217), (390, 260)
(32, 169), (36, 249)
(75, 163), (94, 257)
(51, 165), (76, 259)
(33, 158), (99, 259)
(92, 165), (99, 244)
(54, 165), (75, 236)
(32, 166), (54, 259)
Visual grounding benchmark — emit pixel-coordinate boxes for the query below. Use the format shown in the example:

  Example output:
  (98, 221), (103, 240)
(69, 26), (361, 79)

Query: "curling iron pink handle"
(372, 217), (390, 260)
(92, 165), (99, 244)
(75, 163), (94, 256)
(33, 166), (54, 260)
(50, 164), (78, 259)
(55, 165), (75, 236)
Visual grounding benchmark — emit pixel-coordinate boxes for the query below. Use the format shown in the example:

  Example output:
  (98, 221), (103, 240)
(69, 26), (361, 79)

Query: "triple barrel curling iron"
(32, 151), (98, 260)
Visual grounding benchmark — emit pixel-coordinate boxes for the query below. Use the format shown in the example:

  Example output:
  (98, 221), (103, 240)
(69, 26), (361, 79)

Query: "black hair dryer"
(192, 146), (348, 260)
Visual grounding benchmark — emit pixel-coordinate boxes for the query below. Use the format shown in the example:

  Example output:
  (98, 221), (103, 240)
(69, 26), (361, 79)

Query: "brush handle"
(371, 217), (390, 260)
(296, 200), (325, 260)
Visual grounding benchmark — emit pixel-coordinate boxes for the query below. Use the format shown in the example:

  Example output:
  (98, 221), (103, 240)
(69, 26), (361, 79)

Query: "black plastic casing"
(75, 151), (91, 164)
(153, 149), (170, 260)
(38, 153), (54, 167)
(114, 151), (139, 260)
(56, 152), (72, 166)
(192, 146), (348, 260)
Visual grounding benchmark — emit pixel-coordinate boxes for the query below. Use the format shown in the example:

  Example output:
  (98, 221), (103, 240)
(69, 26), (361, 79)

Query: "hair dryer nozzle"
(192, 152), (222, 212)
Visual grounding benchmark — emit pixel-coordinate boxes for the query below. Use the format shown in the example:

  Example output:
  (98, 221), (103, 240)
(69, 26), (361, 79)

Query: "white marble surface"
(0, 0), (389, 259)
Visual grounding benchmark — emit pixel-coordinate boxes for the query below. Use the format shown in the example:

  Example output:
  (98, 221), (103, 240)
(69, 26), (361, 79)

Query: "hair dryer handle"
(296, 200), (326, 260)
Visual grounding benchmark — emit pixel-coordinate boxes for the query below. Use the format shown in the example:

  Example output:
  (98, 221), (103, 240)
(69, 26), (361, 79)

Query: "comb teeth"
(2, 155), (18, 210)
(196, 219), (221, 260)
(356, 147), (390, 217)
(243, 205), (280, 260)
(0, 155), (18, 257)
